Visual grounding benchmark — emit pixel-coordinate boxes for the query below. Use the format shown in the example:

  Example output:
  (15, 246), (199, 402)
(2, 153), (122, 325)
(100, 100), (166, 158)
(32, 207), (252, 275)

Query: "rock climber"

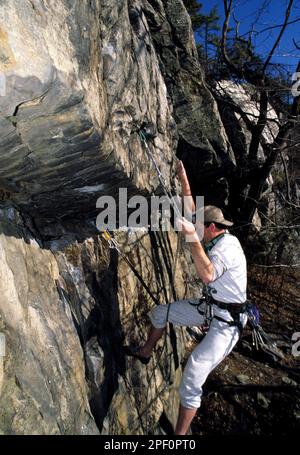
(124, 160), (247, 435)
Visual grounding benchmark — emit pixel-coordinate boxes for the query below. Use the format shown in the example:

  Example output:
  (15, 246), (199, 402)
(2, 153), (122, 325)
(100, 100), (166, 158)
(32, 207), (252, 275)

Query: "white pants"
(149, 299), (247, 409)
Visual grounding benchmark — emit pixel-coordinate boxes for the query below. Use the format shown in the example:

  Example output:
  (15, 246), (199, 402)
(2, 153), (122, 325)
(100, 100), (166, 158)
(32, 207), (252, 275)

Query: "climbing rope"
(100, 226), (178, 433)
(139, 129), (183, 220)
(101, 228), (159, 306)
(98, 125), (186, 433)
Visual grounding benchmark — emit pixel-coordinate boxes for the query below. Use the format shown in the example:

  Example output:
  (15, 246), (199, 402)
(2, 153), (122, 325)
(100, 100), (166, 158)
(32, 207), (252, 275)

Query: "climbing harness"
(188, 286), (246, 336)
(188, 289), (284, 360)
(204, 286), (246, 334)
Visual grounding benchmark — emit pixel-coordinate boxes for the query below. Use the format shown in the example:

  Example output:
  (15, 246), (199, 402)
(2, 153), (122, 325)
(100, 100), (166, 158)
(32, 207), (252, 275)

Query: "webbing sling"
(204, 233), (225, 253)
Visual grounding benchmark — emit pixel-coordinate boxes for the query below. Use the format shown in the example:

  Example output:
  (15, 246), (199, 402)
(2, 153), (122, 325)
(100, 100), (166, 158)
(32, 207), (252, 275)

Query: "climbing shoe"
(123, 345), (151, 365)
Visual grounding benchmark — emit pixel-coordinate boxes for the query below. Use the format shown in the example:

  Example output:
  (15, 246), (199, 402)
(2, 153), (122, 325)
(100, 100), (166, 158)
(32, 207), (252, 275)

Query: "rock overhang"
(0, 0), (176, 221)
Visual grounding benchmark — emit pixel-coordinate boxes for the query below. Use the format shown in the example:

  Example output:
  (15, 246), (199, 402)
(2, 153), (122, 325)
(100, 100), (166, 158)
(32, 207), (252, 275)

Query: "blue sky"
(199, 0), (300, 73)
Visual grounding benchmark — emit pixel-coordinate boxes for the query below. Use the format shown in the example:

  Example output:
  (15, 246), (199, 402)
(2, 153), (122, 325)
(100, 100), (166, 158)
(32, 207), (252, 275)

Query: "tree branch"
(221, 0), (244, 79)
(251, 263), (300, 268)
(248, 90), (269, 159)
(293, 38), (300, 50)
(279, 149), (291, 201)
(262, 0), (294, 74)
(256, 17), (300, 35)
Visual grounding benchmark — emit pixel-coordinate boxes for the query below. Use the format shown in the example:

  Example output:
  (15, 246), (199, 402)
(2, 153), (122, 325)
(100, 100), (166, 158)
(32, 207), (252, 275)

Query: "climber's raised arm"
(176, 217), (214, 285)
(176, 160), (195, 217)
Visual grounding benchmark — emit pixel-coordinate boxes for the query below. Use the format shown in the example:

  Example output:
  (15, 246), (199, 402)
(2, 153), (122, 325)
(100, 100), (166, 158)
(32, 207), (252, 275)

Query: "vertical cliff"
(0, 0), (240, 434)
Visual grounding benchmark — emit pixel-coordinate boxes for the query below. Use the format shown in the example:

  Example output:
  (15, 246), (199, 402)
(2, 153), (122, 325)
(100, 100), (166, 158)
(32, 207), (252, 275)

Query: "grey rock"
(257, 392), (271, 410)
(0, 207), (195, 434)
(236, 374), (250, 384)
(0, 214), (99, 434)
(0, 0), (177, 220)
(282, 376), (298, 386)
(0, 0), (234, 220)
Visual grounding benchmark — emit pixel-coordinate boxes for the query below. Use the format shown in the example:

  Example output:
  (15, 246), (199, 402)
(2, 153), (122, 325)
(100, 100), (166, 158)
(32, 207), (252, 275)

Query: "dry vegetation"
(191, 265), (300, 436)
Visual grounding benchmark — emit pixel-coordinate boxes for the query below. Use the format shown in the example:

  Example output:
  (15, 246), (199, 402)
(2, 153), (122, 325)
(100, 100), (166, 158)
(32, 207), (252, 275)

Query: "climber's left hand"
(176, 217), (199, 242)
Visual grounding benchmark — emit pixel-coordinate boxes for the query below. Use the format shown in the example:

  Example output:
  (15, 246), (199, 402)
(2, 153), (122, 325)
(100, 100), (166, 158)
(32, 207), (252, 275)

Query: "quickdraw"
(246, 302), (284, 360)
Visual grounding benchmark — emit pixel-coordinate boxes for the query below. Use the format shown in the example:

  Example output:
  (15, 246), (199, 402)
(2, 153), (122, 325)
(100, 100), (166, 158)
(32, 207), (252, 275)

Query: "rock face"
(215, 80), (280, 227)
(0, 206), (196, 434)
(0, 208), (98, 434)
(216, 80), (279, 160)
(0, 0), (234, 435)
(142, 0), (234, 207)
(0, 0), (231, 220)
(0, 0), (177, 220)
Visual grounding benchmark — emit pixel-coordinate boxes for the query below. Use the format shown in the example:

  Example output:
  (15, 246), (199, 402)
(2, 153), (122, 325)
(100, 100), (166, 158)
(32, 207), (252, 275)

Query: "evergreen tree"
(182, 0), (204, 31)
(197, 6), (221, 61)
(183, 1), (221, 67)
(212, 37), (264, 80)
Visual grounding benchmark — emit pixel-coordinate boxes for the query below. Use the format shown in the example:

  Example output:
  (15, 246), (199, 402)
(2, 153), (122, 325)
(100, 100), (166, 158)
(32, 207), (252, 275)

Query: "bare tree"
(218, 0), (300, 239)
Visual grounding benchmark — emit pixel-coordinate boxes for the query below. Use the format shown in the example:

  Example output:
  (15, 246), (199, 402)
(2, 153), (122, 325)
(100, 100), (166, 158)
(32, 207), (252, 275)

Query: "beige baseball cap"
(204, 205), (233, 227)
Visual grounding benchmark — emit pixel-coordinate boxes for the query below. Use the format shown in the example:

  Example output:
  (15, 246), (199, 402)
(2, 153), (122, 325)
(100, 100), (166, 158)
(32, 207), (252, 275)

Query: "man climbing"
(124, 160), (247, 435)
